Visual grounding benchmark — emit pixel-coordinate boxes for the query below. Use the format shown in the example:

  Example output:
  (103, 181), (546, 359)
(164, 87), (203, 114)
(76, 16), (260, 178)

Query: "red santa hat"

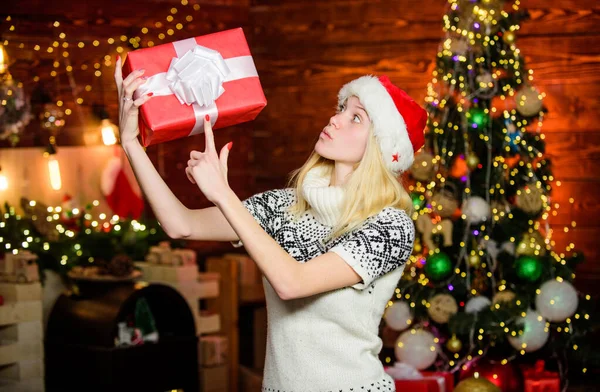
(338, 75), (428, 174)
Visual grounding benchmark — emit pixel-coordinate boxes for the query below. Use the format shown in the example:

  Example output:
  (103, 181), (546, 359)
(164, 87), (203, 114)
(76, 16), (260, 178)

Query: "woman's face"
(315, 96), (371, 165)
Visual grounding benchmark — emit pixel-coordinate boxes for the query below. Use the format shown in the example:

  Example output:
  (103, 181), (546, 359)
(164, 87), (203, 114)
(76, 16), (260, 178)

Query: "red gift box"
(123, 28), (267, 146)
(522, 361), (560, 392)
(385, 366), (450, 392)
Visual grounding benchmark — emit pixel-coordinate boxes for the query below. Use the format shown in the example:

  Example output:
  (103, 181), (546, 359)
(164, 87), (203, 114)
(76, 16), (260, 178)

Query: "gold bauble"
(414, 239), (423, 253)
(492, 290), (516, 305)
(411, 152), (436, 182)
(431, 185), (459, 219)
(515, 86), (544, 117)
(455, 377), (501, 392)
(516, 231), (547, 257)
(468, 253), (481, 268)
(466, 153), (480, 170)
(446, 334), (463, 353)
(515, 185), (544, 215)
(503, 31), (516, 45)
(427, 293), (458, 324)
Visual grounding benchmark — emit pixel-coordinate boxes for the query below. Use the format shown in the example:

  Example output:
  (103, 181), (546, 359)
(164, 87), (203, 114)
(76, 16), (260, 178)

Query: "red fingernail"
(147, 92), (154, 97)
(227, 141), (233, 150)
(205, 114), (210, 121)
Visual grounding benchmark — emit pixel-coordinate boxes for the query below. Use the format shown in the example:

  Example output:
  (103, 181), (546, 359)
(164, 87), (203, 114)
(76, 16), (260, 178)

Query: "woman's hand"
(114, 55), (154, 146)
(185, 115), (233, 204)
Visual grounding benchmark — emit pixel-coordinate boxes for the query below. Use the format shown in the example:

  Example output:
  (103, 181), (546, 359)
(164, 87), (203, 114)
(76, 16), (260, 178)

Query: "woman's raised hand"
(114, 55), (154, 146)
(185, 116), (233, 204)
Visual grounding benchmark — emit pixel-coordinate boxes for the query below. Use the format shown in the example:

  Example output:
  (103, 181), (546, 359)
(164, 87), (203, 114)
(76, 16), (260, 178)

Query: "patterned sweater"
(239, 179), (415, 392)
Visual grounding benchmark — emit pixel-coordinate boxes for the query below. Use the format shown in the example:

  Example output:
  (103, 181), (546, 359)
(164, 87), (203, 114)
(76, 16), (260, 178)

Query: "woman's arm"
(215, 190), (362, 300)
(123, 140), (239, 241)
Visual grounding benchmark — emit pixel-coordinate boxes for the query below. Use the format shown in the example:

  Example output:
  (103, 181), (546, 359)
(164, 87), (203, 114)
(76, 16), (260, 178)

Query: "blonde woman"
(115, 58), (427, 391)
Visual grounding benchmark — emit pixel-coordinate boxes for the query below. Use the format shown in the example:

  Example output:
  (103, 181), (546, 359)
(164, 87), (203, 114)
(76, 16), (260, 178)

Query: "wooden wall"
(2, 0), (599, 296)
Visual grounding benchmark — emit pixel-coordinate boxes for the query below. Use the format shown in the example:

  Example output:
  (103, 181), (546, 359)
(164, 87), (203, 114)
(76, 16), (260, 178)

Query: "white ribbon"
(135, 38), (259, 135)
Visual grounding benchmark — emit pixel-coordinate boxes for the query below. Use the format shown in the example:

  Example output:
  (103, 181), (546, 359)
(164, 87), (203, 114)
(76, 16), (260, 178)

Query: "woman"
(115, 58), (427, 391)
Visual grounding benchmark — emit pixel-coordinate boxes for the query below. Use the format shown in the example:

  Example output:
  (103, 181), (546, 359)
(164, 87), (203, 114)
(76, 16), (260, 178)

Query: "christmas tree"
(382, 0), (597, 388)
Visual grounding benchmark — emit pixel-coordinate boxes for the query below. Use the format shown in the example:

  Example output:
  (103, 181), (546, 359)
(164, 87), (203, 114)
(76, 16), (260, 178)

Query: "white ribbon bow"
(165, 45), (231, 107)
(385, 362), (424, 380)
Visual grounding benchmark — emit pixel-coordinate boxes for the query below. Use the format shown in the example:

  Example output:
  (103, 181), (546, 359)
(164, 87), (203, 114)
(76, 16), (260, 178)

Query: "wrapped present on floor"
(385, 363), (451, 392)
(122, 27), (267, 146)
(522, 360), (560, 392)
(145, 242), (197, 266)
(199, 335), (228, 367)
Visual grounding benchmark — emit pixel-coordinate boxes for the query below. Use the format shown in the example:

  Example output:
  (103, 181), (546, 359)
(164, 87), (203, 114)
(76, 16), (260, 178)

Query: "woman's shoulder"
(248, 187), (296, 207)
(365, 206), (415, 232)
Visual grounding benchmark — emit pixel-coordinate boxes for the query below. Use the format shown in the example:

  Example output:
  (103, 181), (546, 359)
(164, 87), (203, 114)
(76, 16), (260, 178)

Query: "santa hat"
(338, 75), (427, 174)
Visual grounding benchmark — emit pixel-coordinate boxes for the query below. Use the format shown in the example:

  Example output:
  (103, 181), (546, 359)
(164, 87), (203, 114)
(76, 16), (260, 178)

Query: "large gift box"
(522, 361), (560, 392)
(122, 28), (267, 146)
(385, 363), (452, 392)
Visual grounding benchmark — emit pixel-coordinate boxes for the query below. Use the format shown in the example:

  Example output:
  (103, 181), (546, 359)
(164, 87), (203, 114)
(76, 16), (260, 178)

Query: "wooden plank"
(545, 132), (600, 180)
(206, 256), (239, 392)
(546, 180), (600, 227)
(251, 0), (600, 43)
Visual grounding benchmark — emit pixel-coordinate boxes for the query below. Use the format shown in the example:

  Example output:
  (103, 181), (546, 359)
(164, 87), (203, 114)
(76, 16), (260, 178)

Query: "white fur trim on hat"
(338, 75), (414, 174)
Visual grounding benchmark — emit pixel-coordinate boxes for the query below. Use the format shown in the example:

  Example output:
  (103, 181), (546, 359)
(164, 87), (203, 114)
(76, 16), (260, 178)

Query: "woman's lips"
(321, 129), (332, 140)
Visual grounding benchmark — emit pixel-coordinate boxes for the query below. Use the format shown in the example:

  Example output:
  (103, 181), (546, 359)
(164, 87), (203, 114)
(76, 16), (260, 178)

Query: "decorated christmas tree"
(382, 0), (597, 388)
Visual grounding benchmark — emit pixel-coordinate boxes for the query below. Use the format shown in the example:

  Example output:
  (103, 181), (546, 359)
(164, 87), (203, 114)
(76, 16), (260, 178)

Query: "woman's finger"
(131, 92), (154, 110)
(187, 159), (200, 167)
(219, 141), (232, 177)
(190, 150), (204, 160)
(185, 167), (196, 184)
(203, 115), (216, 153)
(124, 77), (148, 100)
(123, 69), (146, 89)
(114, 56), (123, 96)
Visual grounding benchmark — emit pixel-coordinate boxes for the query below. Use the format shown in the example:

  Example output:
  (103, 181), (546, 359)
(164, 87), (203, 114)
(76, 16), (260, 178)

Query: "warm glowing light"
(101, 119), (118, 145)
(48, 156), (62, 190)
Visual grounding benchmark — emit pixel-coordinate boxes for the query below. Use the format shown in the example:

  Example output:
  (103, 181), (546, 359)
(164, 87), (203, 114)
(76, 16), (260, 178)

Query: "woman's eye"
(338, 105), (346, 113)
(353, 114), (361, 123)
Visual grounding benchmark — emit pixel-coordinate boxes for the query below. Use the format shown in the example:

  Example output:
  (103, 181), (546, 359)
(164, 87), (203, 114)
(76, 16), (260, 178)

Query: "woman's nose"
(329, 115), (340, 129)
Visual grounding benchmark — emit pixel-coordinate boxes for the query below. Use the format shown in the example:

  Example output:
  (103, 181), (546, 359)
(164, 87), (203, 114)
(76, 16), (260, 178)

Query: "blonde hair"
(287, 127), (414, 241)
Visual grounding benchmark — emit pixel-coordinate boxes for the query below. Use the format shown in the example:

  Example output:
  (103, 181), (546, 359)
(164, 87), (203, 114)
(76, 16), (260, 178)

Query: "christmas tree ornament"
(455, 377), (501, 392)
(476, 71), (495, 92)
(411, 192), (425, 210)
(431, 183), (460, 218)
(463, 196), (491, 224)
(503, 30), (516, 45)
(395, 329), (439, 370)
(508, 309), (550, 352)
(460, 358), (524, 392)
(467, 107), (490, 129)
(416, 214), (453, 251)
(516, 231), (547, 257)
(465, 296), (492, 313)
(446, 334), (463, 353)
(414, 238), (423, 253)
(535, 279), (578, 322)
(448, 38), (469, 56)
(468, 252), (482, 268)
(384, 301), (413, 331)
(466, 152), (480, 170)
(450, 155), (469, 178)
(515, 185), (544, 215)
(424, 252), (453, 281)
(472, 269), (489, 292)
(492, 290), (516, 305)
(515, 255), (543, 282)
(411, 152), (436, 182)
(516, 85), (543, 117)
(427, 293), (458, 324)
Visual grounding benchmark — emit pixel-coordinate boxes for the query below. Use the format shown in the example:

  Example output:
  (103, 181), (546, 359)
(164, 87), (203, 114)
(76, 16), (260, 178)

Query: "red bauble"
(459, 358), (524, 392)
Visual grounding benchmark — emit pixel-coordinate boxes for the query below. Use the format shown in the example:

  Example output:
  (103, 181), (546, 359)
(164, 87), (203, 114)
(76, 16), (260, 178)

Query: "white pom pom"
(535, 279), (578, 322)
(395, 329), (439, 370)
(384, 301), (413, 331)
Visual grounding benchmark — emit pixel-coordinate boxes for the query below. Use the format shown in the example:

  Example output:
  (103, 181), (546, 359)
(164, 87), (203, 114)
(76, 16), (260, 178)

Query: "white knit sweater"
(240, 166), (415, 392)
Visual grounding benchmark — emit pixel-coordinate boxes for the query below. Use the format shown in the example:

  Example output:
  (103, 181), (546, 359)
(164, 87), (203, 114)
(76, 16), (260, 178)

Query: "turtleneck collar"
(301, 165), (345, 227)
